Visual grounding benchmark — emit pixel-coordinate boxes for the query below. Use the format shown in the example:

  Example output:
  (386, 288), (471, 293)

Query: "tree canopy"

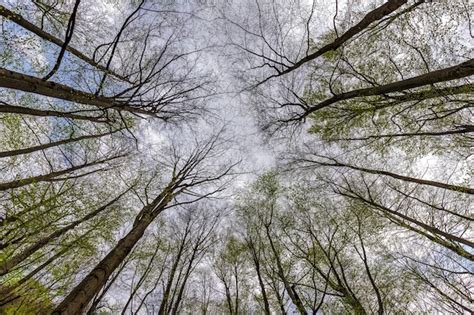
(0, 0), (472, 314)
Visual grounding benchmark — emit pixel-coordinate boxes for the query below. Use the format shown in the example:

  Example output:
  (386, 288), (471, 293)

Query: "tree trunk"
(274, 0), (410, 77)
(0, 102), (111, 123)
(51, 208), (160, 314)
(248, 238), (271, 315)
(170, 244), (200, 315)
(0, 129), (122, 158)
(301, 58), (474, 119)
(0, 154), (124, 191)
(0, 68), (150, 115)
(158, 225), (190, 315)
(307, 158), (473, 194)
(0, 190), (127, 276)
(265, 226), (306, 314)
(0, 5), (130, 83)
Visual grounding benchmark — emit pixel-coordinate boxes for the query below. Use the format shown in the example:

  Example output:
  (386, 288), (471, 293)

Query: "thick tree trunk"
(0, 68), (150, 115)
(52, 183), (182, 315)
(300, 58), (474, 119)
(87, 256), (132, 315)
(52, 183), (176, 314)
(52, 211), (155, 314)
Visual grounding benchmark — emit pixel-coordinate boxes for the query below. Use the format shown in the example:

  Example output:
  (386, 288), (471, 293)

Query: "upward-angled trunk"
(264, 226), (306, 314)
(0, 189), (128, 276)
(0, 5), (130, 83)
(308, 158), (474, 194)
(0, 154), (123, 191)
(121, 243), (160, 315)
(299, 58), (474, 120)
(234, 265), (240, 315)
(0, 227), (95, 301)
(340, 191), (474, 260)
(0, 129), (122, 158)
(0, 243), (71, 303)
(87, 254), (134, 315)
(0, 68), (150, 116)
(52, 188), (174, 315)
(223, 279), (234, 315)
(158, 225), (191, 315)
(0, 102), (110, 123)
(170, 243), (200, 315)
(273, 0), (411, 78)
(52, 212), (155, 314)
(247, 238), (271, 315)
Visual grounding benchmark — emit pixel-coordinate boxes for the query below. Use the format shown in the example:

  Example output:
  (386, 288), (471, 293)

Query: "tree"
(1, 0), (472, 313)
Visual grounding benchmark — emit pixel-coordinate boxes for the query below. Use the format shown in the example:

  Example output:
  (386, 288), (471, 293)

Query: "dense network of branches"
(0, 0), (472, 314)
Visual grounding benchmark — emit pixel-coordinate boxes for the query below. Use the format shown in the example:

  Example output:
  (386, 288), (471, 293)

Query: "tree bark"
(261, 0), (413, 82)
(298, 58), (474, 120)
(52, 212), (154, 314)
(0, 189), (128, 276)
(0, 154), (123, 191)
(0, 129), (122, 158)
(0, 102), (110, 123)
(0, 5), (130, 82)
(0, 68), (151, 116)
(304, 158), (473, 194)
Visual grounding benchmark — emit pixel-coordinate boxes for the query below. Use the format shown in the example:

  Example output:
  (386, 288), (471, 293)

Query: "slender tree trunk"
(0, 5), (130, 82)
(170, 244), (200, 315)
(0, 243), (71, 303)
(337, 125), (474, 141)
(0, 129), (123, 158)
(223, 280), (234, 315)
(265, 226), (306, 314)
(308, 158), (473, 194)
(341, 192), (474, 260)
(0, 189), (127, 276)
(247, 238), (271, 315)
(0, 154), (123, 191)
(234, 266), (239, 315)
(158, 227), (190, 315)
(0, 102), (111, 123)
(133, 246), (171, 315)
(121, 244), (159, 314)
